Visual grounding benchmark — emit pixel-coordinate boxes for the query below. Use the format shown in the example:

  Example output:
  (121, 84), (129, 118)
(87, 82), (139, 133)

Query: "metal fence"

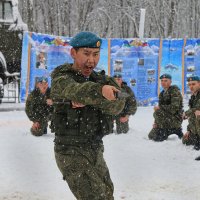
(1, 78), (20, 103)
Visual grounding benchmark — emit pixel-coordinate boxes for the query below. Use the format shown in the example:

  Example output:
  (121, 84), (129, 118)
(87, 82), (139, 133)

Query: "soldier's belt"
(55, 135), (102, 146)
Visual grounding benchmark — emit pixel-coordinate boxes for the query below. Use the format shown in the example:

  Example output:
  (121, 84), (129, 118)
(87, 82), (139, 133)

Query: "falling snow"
(0, 104), (200, 200)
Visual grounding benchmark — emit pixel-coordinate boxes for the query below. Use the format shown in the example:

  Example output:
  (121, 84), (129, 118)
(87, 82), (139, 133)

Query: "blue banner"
(21, 33), (200, 104)
(184, 39), (200, 94)
(110, 38), (160, 106)
(160, 39), (184, 91)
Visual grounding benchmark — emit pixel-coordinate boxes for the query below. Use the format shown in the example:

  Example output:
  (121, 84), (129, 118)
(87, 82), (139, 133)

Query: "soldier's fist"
(46, 99), (53, 106)
(120, 116), (129, 123)
(32, 122), (40, 130)
(154, 106), (160, 111)
(195, 110), (200, 117)
(183, 131), (190, 140)
(102, 85), (119, 101)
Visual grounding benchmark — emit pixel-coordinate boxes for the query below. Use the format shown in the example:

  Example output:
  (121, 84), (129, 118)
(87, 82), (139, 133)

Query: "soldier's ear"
(70, 48), (76, 59)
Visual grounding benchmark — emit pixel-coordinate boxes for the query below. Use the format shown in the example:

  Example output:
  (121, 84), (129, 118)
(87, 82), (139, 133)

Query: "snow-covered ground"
(0, 104), (200, 200)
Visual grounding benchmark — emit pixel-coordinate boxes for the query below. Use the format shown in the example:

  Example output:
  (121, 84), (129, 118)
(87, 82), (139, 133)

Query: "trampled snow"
(0, 104), (200, 200)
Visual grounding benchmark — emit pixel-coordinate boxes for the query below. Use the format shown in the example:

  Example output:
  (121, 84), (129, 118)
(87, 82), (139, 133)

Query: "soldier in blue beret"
(113, 74), (137, 134)
(25, 76), (54, 136)
(51, 31), (127, 199)
(35, 76), (48, 83)
(113, 73), (122, 78)
(148, 74), (183, 141)
(160, 73), (172, 80)
(182, 75), (200, 153)
(187, 75), (200, 82)
(69, 31), (102, 48)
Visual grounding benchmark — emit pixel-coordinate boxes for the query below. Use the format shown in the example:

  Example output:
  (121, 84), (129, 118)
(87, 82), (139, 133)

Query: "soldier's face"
(188, 81), (200, 94)
(71, 48), (100, 77)
(161, 78), (171, 89)
(114, 78), (123, 87)
(37, 82), (48, 94)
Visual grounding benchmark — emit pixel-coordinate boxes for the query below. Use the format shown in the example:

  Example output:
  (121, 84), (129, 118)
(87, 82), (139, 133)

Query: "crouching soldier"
(182, 75), (200, 150)
(113, 74), (137, 134)
(25, 76), (54, 136)
(148, 74), (183, 141)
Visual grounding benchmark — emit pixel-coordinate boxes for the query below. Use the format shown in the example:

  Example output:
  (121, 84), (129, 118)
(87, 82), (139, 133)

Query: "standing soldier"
(50, 31), (126, 200)
(148, 74), (183, 141)
(25, 76), (53, 136)
(182, 75), (200, 151)
(113, 74), (137, 134)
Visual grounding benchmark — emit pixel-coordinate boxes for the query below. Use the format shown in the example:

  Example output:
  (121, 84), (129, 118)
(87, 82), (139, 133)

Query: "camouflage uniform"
(51, 63), (126, 200)
(182, 90), (200, 146)
(148, 85), (183, 141)
(115, 82), (137, 134)
(25, 87), (53, 136)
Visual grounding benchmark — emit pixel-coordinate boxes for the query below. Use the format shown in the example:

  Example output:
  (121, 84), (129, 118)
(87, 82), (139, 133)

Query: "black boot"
(193, 135), (200, 150)
(154, 128), (168, 142)
(194, 144), (200, 150)
(195, 156), (200, 161)
(43, 127), (47, 134)
(175, 128), (183, 139)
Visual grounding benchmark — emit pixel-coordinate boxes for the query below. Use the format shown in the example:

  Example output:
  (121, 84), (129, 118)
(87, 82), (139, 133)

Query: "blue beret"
(113, 73), (122, 78)
(160, 73), (172, 80)
(187, 75), (200, 82)
(69, 31), (102, 48)
(36, 76), (48, 83)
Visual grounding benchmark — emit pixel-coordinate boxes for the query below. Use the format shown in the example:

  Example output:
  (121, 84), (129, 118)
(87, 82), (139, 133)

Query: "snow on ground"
(0, 104), (200, 200)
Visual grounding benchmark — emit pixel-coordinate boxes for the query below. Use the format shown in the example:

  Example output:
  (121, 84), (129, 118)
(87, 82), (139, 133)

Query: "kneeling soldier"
(25, 76), (53, 136)
(113, 74), (137, 134)
(148, 74), (183, 141)
(182, 75), (200, 150)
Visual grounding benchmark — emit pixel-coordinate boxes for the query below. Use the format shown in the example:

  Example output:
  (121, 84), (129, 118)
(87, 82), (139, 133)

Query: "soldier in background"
(148, 74), (183, 141)
(25, 77), (53, 136)
(51, 31), (126, 200)
(182, 76), (200, 151)
(113, 74), (137, 134)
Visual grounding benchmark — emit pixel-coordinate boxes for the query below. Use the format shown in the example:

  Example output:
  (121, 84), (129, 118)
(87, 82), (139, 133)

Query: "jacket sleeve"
(120, 88), (137, 116)
(51, 74), (125, 115)
(125, 93), (137, 116)
(159, 89), (182, 114)
(185, 99), (200, 117)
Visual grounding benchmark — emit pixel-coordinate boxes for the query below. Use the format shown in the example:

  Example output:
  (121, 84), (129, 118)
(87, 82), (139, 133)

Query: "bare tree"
(18, 0), (200, 38)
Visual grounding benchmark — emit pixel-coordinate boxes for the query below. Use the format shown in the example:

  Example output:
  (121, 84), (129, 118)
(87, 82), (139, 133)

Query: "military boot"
(193, 135), (200, 150)
(154, 128), (168, 142)
(173, 128), (183, 139)
(195, 155), (200, 161)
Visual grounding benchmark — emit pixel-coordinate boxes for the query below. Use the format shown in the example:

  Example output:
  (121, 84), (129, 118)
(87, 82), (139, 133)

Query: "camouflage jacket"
(50, 63), (126, 147)
(185, 90), (200, 134)
(154, 85), (183, 128)
(25, 88), (53, 122)
(115, 82), (137, 117)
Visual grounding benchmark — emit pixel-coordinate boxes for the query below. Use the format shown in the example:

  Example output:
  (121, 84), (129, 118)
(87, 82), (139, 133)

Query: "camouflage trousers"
(148, 127), (183, 142)
(30, 120), (48, 136)
(116, 118), (129, 134)
(197, 116), (200, 135)
(153, 109), (182, 129)
(54, 144), (114, 200)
